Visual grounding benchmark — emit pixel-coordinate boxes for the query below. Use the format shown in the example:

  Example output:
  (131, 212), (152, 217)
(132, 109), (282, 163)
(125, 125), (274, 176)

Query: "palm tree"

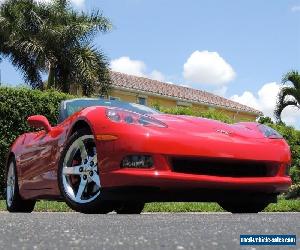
(0, 0), (112, 96)
(275, 70), (300, 121)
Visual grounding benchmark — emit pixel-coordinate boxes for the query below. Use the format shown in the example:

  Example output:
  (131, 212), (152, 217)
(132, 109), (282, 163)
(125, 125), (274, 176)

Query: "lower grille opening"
(171, 157), (278, 177)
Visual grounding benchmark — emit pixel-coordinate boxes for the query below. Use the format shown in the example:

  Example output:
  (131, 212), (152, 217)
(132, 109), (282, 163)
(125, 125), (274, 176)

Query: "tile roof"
(110, 71), (262, 115)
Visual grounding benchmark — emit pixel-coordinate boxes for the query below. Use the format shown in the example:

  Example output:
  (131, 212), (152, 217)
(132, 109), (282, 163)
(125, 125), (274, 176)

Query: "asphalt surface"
(0, 212), (298, 250)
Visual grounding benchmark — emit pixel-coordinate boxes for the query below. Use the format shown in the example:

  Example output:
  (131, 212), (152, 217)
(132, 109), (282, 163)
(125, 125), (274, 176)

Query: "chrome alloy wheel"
(6, 162), (15, 207)
(62, 135), (101, 204)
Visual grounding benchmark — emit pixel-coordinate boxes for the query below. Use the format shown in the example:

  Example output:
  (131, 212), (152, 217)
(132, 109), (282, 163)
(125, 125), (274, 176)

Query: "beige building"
(106, 71), (262, 121)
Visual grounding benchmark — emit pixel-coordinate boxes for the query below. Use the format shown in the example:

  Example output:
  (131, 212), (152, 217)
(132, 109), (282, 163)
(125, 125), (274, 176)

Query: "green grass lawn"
(0, 199), (299, 212)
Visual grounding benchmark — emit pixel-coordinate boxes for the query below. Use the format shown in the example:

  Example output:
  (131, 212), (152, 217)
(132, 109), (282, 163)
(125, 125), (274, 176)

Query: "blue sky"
(1, 0), (300, 127)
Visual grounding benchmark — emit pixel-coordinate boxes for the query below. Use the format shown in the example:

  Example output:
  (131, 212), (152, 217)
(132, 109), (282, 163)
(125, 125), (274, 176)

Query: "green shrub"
(0, 87), (75, 196)
(156, 105), (235, 124)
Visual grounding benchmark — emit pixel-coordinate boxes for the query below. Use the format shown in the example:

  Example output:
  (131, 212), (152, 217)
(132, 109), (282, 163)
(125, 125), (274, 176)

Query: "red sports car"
(6, 98), (291, 213)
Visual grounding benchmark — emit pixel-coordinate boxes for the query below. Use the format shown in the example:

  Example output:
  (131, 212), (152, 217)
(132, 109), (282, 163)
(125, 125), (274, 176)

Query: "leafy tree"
(257, 116), (273, 125)
(0, 0), (112, 95)
(275, 70), (300, 121)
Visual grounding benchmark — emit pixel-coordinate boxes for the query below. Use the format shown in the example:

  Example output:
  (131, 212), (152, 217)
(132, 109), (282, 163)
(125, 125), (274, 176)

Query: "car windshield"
(59, 98), (160, 122)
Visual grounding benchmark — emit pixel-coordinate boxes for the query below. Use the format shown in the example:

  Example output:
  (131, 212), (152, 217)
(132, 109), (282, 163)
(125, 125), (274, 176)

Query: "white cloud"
(231, 82), (300, 128)
(291, 5), (300, 12)
(231, 91), (260, 110)
(70, 0), (85, 7)
(149, 70), (165, 82)
(183, 50), (236, 86)
(110, 57), (146, 77)
(110, 56), (166, 82)
(213, 86), (228, 97)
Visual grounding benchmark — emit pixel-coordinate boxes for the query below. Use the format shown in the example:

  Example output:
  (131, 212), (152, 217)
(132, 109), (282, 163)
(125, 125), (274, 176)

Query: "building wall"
(110, 89), (257, 122)
(109, 90), (136, 103)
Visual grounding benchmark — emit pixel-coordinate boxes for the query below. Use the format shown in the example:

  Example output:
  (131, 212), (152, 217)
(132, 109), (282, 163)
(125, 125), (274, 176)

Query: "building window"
(109, 96), (121, 101)
(137, 97), (147, 105)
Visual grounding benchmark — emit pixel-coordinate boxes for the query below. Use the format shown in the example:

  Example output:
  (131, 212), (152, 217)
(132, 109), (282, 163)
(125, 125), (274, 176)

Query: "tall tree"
(275, 70), (300, 121)
(0, 0), (112, 96)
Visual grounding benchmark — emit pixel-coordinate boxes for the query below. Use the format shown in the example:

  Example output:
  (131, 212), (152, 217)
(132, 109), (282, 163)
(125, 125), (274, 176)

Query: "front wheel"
(6, 157), (36, 213)
(58, 129), (113, 214)
(218, 201), (270, 213)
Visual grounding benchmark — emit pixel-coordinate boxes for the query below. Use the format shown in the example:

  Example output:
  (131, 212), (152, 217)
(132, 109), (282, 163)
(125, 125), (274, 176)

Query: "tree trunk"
(48, 64), (55, 88)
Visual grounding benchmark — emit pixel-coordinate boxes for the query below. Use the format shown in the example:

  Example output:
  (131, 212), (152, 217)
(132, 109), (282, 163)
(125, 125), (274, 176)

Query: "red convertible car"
(6, 98), (291, 213)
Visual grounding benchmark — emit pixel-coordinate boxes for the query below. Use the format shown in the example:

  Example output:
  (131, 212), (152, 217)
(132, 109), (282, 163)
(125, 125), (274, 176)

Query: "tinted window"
(60, 98), (159, 121)
(137, 97), (147, 105)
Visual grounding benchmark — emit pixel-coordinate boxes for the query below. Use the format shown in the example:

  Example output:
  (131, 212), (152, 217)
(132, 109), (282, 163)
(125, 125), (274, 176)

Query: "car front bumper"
(102, 168), (291, 194)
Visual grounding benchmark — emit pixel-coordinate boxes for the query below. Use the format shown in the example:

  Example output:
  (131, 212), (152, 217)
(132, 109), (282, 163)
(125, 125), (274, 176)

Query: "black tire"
(6, 157), (36, 213)
(115, 202), (145, 214)
(58, 128), (114, 214)
(218, 201), (269, 213)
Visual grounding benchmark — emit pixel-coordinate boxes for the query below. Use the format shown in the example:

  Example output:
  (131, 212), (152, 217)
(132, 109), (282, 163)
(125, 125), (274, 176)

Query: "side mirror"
(27, 115), (52, 133)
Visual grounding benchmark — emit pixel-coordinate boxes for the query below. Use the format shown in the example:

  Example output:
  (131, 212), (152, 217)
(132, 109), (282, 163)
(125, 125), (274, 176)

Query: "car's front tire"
(218, 201), (270, 213)
(6, 157), (36, 213)
(58, 129), (114, 214)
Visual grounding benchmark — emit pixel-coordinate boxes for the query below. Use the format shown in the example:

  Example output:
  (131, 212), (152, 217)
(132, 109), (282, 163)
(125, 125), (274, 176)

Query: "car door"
(19, 127), (64, 194)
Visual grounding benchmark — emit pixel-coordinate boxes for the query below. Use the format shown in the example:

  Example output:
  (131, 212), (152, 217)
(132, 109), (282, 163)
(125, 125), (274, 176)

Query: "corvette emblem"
(216, 129), (231, 135)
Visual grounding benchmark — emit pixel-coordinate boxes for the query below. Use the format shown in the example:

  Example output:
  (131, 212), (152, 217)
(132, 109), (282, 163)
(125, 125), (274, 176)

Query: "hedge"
(0, 87), (299, 198)
(154, 105), (236, 124)
(0, 87), (75, 195)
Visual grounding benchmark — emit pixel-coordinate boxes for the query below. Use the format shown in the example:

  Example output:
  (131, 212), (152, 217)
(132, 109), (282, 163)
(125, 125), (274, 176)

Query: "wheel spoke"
(90, 172), (100, 187)
(63, 165), (83, 175)
(76, 178), (87, 201)
(78, 140), (88, 162)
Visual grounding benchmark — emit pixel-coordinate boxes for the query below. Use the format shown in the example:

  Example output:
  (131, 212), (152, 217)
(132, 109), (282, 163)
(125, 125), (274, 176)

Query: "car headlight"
(257, 124), (283, 139)
(106, 108), (167, 128)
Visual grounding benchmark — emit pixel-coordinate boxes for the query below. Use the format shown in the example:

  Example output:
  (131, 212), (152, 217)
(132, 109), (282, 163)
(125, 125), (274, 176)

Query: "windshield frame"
(58, 98), (160, 123)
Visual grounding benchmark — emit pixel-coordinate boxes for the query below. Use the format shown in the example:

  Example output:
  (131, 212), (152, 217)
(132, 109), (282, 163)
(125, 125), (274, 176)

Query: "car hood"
(152, 114), (265, 139)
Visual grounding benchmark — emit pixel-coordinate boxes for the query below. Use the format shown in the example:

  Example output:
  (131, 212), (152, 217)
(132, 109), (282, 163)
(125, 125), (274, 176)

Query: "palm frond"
(282, 70), (300, 89)
(66, 45), (111, 96)
(275, 86), (300, 121)
(0, 0), (112, 93)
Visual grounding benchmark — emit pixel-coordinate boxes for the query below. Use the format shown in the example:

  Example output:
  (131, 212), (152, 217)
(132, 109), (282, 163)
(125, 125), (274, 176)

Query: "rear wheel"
(6, 157), (36, 213)
(218, 201), (269, 213)
(115, 202), (145, 214)
(58, 129), (113, 214)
